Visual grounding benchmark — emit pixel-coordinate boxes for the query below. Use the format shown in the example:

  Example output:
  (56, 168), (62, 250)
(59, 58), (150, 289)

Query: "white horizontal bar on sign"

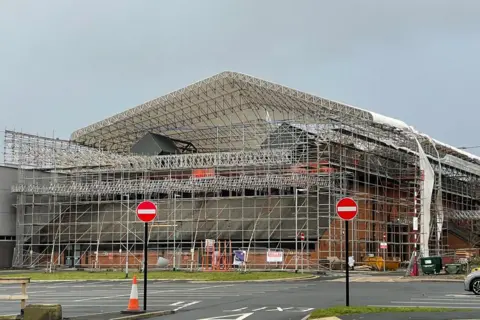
(337, 206), (357, 212)
(138, 209), (156, 214)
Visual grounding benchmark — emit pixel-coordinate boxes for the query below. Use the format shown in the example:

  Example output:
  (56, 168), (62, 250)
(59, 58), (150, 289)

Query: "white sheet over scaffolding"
(416, 138), (435, 258)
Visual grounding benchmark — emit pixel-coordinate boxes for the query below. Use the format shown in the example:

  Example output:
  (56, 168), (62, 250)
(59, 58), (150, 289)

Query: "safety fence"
(26, 248), (327, 272)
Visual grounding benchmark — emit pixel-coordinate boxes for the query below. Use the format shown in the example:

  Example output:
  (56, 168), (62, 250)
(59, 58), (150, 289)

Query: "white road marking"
(251, 307), (266, 311)
(74, 284), (233, 302)
(411, 297), (477, 301)
(173, 300), (200, 311)
(391, 301), (480, 305)
(445, 294), (479, 298)
(227, 306), (312, 313)
(170, 301), (185, 306)
(226, 307), (248, 312)
(370, 304), (480, 309)
(197, 313), (253, 320)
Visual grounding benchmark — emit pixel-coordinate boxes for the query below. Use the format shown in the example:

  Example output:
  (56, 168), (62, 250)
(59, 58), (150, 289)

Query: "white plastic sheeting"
(432, 138), (480, 163)
(421, 137), (444, 254)
(431, 141), (444, 254)
(366, 109), (480, 163)
(441, 154), (480, 176)
(369, 111), (410, 130)
(415, 137), (435, 257)
(435, 189), (444, 253)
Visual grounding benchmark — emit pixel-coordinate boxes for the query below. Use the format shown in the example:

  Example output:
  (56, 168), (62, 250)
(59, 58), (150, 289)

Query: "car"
(464, 270), (480, 294)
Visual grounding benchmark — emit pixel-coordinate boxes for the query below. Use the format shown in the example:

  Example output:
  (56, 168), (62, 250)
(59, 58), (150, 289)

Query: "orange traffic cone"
(121, 275), (143, 314)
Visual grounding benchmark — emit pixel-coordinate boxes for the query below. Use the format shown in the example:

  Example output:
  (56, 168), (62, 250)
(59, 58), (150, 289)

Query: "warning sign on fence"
(266, 250), (283, 263)
(205, 239), (215, 253)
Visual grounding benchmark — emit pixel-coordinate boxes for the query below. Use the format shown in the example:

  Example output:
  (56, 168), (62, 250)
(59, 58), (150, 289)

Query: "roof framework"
(70, 71), (402, 152)
(448, 210), (480, 220)
(11, 173), (333, 195)
(4, 73), (480, 187)
(3, 130), (294, 171)
(69, 71), (480, 165)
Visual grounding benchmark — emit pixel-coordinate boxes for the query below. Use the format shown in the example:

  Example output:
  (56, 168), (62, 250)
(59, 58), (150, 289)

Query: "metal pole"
(345, 220), (350, 307)
(301, 237), (304, 273)
(144, 222), (148, 311)
(126, 195), (129, 278)
(295, 188), (298, 273)
(384, 248), (386, 272)
(173, 194), (177, 271)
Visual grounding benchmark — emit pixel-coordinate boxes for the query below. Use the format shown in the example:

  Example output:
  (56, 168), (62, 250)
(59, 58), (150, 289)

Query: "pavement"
(1, 276), (480, 320)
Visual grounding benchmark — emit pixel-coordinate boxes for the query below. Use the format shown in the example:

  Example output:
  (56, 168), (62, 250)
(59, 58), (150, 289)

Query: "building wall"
(446, 232), (470, 250)
(0, 166), (18, 268)
(316, 184), (414, 262)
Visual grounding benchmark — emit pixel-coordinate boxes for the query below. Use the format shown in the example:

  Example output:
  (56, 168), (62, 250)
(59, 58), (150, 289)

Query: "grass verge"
(0, 270), (310, 281)
(309, 306), (467, 319)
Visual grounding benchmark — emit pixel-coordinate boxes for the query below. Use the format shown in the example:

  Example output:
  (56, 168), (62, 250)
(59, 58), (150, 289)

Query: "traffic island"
(308, 306), (466, 319)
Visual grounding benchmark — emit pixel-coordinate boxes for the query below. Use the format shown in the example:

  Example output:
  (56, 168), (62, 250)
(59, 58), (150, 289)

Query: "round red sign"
(336, 197), (358, 221)
(136, 201), (157, 223)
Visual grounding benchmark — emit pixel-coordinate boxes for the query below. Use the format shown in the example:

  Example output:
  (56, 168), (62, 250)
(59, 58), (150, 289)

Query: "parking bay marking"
(74, 284), (234, 302)
(224, 306), (313, 313)
(198, 313), (253, 320)
(173, 301), (201, 312)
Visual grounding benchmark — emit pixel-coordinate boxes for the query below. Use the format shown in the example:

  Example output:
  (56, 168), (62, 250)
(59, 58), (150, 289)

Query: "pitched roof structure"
(70, 71), (480, 168)
(69, 71), (392, 152)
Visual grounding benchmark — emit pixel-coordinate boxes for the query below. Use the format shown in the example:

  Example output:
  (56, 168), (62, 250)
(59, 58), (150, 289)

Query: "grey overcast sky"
(1, 0), (479, 155)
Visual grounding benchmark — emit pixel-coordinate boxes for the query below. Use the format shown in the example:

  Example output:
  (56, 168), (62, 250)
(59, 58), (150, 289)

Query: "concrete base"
(24, 304), (62, 320)
(120, 310), (146, 315)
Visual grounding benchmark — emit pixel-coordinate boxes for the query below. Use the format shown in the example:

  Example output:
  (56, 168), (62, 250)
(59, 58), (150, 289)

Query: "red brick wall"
(447, 232), (470, 250)
(316, 185), (413, 261)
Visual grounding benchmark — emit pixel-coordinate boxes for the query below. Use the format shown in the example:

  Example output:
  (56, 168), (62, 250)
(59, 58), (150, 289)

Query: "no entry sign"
(336, 196), (359, 307)
(336, 197), (358, 221)
(136, 201), (157, 223)
(135, 200), (158, 311)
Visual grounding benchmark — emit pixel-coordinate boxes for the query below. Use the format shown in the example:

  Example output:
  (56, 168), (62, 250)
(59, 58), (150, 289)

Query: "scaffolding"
(3, 71), (480, 271)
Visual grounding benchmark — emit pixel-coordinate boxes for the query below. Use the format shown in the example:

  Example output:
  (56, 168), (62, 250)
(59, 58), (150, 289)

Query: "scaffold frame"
(3, 71), (480, 271)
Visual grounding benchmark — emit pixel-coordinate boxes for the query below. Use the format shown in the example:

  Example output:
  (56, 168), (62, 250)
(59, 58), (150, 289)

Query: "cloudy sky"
(1, 0), (479, 155)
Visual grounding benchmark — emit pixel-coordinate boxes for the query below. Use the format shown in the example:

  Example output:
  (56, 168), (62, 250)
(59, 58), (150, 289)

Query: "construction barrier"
(0, 277), (30, 315)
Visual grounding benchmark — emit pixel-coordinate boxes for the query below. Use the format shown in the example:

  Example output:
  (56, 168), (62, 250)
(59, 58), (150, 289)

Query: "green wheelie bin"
(420, 256), (443, 275)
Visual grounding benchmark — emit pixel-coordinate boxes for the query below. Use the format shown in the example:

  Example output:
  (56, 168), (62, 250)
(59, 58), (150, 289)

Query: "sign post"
(336, 197), (358, 307)
(300, 232), (305, 273)
(136, 201), (157, 311)
(380, 242), (388, 272)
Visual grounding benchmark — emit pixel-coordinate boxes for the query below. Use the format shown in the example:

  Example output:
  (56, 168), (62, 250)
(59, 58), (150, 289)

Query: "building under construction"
(3, 71), (480, 271)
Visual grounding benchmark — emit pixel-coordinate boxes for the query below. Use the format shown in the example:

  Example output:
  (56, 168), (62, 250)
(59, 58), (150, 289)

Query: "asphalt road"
(1, 278), (480, 320)
(339, 312), (480, 320)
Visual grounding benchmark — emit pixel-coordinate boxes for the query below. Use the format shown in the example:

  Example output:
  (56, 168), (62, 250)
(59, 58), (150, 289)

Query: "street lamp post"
(294, 188), (308, 273)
